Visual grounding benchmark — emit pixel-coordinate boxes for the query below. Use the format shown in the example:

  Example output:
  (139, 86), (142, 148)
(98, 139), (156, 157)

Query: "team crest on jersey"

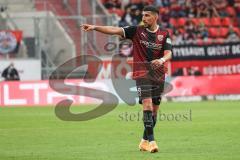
(157, 35), (164, 41)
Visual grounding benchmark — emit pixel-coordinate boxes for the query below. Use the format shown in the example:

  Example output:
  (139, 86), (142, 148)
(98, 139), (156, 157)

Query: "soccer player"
(81, 5), (172, 153)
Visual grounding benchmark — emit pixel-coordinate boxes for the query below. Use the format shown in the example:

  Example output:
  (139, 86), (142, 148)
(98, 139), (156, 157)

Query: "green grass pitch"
(0, 101), (240, 160)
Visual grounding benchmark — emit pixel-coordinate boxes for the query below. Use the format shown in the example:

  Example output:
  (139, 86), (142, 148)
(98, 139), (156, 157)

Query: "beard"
(143, 23), (150, 28)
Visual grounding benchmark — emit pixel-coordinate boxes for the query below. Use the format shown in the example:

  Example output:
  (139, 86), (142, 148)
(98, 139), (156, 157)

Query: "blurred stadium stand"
(102, 0), (240, 45)
(0, 0), (118, 79)
(0, 0), (240, 105)
(0, 0), (240, 79)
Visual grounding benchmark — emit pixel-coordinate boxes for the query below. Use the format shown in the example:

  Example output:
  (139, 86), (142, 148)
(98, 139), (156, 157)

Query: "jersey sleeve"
(121, 26), (137, 39)
(164, 33), (172, 51)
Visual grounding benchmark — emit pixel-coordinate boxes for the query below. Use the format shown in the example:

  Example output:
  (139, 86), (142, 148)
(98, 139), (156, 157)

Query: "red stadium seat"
(208, 27), (219, 37)
(177, 18), (186, 27)
(190, 18), (199, 25)
(199, 18), (210, 27)
(210, 17), (221, 27)
(169, 18), (178, 28)
(196, 39), (203, 45)
(221, 17), (232, 26)
(233, 17), (239, 27)
(178, 28), (185, 34)
(226, 6), (236, 17)
(159, 7), (166, 14)
(233, 27), (240, 36)
(219, 27), (229, 38)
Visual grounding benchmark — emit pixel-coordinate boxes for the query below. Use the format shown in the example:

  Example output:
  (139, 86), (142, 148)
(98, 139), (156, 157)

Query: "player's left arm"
(161, 49), (172, 63)
(159, 33), (172, 64)
(151, 34), (172, 68)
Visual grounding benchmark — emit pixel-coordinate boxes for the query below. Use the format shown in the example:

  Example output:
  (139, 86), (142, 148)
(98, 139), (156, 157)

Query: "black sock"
(143, 130), (148, 140)
(143, 110), (154, 142)
(143, 115), (157, 140)
(153, 115), (157, 127)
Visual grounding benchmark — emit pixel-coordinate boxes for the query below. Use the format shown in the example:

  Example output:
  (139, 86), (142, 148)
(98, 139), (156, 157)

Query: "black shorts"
(136, 78), (165, 105)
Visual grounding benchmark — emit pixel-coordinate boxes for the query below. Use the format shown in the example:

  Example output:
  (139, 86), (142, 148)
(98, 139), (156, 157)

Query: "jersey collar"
(146, 25), (159, 33)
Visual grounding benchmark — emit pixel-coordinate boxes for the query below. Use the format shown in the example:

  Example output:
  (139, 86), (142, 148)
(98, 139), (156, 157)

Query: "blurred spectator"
(119, 7), (133, 26)
(183, 20), (197, 44)
(237, 5), (240, 17)
(173, 67), (202, 76)
(1, 63), (20, 81)
(121, 0), (130, 10)
(185, 0), (197, 17)
(236, 7), (240, 26)
(62, 0), (68, 8)
(227, 0), (235, 6)
(154, 0), (163, 7)
(196, 2), (207, 17)
(170, 0), (187, 17)
(206, 0), (220, 17)
(172, 68), (184, 76)
(187, 7), (197, 18)
(177, 0), (185, 6)
(132, 9), (142, 25)
(187, 67), (202, 76)
(172, 29), (184, 45)
(169, 0), (179, 17)
(235, 0), (240, 7)
(0, 5), (7, 12)
(103, 0), (239, 45)
(126, 0), (147, 11)
(196, 22), (209, 41)
(196, 0), (219, 17)
(127, 0), (150, 11)
(226, 25), (240, 42)
(162, 0), (171, 7)
(185, 0), (197, 8)
(104, 0), (121, 9)
(160, 7), (172, 28)
(196, 1), (210, 17)
(179, 4), (188, 17)
(212, 0), (228, 17)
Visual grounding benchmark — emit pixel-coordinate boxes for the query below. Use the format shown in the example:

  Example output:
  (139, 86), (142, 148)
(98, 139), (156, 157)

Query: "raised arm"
(81, 24), (124, 37)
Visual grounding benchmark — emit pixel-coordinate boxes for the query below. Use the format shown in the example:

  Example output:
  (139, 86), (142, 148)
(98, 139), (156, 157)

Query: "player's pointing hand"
(81, 24), (95, 31)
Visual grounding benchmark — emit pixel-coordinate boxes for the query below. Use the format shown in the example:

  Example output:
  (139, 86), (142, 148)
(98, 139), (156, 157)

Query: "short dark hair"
(143, 5), (159, 15)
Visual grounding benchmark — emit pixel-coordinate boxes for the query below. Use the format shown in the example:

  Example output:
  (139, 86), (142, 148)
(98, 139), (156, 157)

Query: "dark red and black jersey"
(122, 25), (172, 79)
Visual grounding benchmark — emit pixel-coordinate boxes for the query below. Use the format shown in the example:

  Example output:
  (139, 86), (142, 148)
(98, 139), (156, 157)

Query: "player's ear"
(154, 13), (158, 21)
